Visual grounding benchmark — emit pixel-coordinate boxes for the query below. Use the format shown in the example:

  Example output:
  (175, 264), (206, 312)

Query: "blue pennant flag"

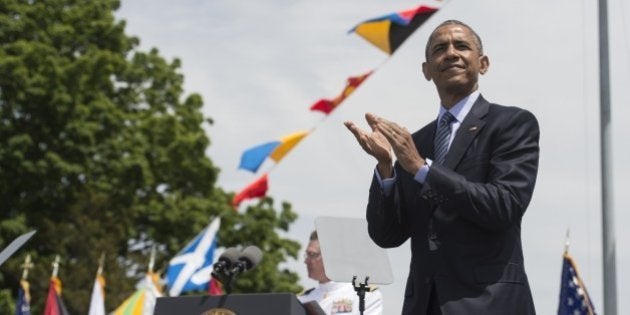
(558, 253), (596, 315)
(166, 217), (221, 296)
(239, 141), (280, 173)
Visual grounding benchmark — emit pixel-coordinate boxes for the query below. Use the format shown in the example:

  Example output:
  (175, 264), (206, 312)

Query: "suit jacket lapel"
(444, 95), (489, 170)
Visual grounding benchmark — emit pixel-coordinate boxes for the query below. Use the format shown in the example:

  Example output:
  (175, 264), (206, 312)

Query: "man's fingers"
(365, 113), (379, 131)
(345, 121), (368, 135)
(376, 122), (401, 145)
(380, 119), (403, 137)
(344, 121), (363, 138)
(377, 124), (394, 143)
(345, 121), (372, 151)
(365, 112), (379, 124)
(365, 113), (406, 140)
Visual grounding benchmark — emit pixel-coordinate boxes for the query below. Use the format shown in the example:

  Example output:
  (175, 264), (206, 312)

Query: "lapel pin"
(468, 126), (478, 132)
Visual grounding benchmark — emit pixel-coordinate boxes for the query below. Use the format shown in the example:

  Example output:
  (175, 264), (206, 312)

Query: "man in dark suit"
(344, 20), (539, 314)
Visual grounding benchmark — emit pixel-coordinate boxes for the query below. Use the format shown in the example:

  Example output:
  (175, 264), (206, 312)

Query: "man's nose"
(445, 44), (459, 58)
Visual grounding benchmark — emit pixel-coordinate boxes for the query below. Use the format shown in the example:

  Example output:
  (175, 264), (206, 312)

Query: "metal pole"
(598, 0), (617, 314)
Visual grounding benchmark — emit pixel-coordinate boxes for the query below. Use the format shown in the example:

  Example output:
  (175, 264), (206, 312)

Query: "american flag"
(557, 253), (596, 315)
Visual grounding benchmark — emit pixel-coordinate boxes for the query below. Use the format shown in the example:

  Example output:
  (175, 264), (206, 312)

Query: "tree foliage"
(0, 0), (302, 313)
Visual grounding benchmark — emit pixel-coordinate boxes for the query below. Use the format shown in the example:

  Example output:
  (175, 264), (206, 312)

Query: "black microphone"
(230, 245), (263, 275)
(212, 247), (241, 275)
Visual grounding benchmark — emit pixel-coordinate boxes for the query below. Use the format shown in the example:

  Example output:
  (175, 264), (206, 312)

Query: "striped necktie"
(434, 111), (456, 165)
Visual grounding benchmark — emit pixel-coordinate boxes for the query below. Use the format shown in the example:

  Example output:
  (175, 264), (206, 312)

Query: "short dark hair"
(309, 230), (318, 241)
(425, 20), (483, 60)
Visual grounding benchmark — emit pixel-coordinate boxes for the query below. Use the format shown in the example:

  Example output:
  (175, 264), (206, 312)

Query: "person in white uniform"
(298, 231), (383, 315)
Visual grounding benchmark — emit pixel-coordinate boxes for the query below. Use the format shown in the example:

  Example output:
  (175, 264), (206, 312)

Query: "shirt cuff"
(374, 167), (397, 196)
(414, 158), (432, 184)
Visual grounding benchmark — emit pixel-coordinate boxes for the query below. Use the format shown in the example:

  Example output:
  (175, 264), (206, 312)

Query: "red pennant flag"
(232, 174), (269, 208)
(310, 71), (373, 114)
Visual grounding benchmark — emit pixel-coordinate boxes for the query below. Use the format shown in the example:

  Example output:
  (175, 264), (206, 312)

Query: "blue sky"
(117, 0), (630, 313)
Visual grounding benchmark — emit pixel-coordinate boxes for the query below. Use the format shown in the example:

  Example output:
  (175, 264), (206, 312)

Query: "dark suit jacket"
(366, 95), (539, 314)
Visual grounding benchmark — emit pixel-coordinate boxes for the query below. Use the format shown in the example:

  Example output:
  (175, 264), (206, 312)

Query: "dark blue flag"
(558, 254), (596, 315)
(15, 280), (31, 315)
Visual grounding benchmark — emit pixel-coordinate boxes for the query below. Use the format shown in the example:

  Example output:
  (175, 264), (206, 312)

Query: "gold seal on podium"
(201, 308), (236, 315)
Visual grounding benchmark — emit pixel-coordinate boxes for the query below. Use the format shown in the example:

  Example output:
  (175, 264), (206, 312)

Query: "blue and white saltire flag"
(166, 217), (221, 296)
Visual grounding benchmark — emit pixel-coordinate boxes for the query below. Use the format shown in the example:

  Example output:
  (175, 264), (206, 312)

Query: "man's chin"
(443, 75), (468, 84)
(442, 79), (475, 93)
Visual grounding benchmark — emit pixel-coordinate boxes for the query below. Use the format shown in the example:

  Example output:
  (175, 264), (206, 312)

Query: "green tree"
(0, 0), (302, 313)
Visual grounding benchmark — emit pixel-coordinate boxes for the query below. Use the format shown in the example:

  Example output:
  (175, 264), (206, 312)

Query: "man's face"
(304, 240), (328, 283)
(422, 24), (489, 96)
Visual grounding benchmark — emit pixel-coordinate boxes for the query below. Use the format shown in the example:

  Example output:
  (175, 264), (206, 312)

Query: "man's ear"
(422, 62), (432, 81)
(479, 55), (490, 75)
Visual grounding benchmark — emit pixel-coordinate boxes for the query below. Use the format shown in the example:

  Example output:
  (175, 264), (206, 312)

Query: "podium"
(154, 293), (308, 315)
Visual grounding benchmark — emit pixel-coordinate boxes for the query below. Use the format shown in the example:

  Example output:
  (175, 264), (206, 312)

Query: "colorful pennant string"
(233, 3), (443, 208)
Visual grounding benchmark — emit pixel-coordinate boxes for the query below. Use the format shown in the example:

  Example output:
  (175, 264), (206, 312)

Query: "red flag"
(232, 174), (269, 208)
(44, 277), (70, 315)
(310, 71), (373, 114)
(208, 277), (224, 296)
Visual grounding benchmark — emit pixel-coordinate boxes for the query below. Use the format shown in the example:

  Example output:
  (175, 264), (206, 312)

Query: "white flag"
(87, 275), (106, 315)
